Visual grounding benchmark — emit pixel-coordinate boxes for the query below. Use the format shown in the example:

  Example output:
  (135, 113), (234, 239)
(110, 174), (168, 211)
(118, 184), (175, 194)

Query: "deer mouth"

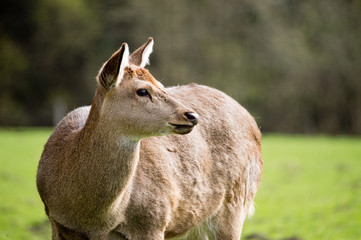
(168, 123), (195, 135)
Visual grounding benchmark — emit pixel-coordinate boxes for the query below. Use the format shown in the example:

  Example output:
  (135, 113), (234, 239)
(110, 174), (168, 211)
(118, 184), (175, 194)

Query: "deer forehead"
(125, 66), (165, 91)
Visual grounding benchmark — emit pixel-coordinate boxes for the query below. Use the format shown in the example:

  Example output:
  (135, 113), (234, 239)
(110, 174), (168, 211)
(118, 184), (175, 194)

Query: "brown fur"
(37, 39), (263, 240)
(134, 68), (165, 90)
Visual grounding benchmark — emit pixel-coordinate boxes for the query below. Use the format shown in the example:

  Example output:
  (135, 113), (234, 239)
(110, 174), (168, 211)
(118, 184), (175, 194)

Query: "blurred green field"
(0, 129), (51, 240)
(0, 129), (360, 240)
(243, 135), (361, 240)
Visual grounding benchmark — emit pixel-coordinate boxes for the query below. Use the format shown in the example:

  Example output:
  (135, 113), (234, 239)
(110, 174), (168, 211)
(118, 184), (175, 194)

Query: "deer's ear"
(97, 43), (129, 92)
(129, 37), (154, 68)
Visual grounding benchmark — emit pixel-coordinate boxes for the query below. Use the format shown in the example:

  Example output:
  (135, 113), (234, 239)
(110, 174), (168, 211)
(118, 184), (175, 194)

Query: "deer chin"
(167, 123), (194, 135)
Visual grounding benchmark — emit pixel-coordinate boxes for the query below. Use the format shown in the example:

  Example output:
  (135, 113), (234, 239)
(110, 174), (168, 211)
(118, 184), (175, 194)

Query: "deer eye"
(136, 89), (149, 97)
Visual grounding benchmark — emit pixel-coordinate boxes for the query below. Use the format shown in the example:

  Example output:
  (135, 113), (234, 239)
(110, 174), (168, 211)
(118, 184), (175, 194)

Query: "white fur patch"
(140, 38), (154, 68)
(247, 202), (255, 218)
(115, 43), (130, 87)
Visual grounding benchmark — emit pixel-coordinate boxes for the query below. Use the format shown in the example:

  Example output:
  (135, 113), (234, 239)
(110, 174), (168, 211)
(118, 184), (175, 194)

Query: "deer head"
(95, 38), (198, 139)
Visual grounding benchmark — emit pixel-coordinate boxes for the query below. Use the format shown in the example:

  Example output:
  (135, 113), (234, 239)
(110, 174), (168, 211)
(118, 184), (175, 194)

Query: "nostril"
(184, 112), (199, 126)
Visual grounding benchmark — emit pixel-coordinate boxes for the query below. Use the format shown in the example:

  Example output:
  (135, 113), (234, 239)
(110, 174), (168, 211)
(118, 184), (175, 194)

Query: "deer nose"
(184, 112), (199, 126)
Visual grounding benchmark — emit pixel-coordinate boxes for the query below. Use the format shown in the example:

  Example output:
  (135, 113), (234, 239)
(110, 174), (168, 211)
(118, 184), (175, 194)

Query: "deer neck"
(72, 88), (141, 221)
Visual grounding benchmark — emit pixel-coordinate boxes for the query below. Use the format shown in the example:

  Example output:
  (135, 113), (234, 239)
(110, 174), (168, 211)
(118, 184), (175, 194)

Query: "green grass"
(0, 128), (52, 240)
(0, 129), (360, 240)
(242, 135), (361, 240)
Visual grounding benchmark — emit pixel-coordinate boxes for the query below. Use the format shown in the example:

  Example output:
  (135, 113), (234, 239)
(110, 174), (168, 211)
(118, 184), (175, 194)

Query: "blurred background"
(1, 0), (361, 134)
(1, 1), (361, 239)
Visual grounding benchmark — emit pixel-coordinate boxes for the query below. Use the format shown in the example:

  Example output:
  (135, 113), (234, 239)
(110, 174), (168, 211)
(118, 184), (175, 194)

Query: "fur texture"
(36, 38), (263, 240)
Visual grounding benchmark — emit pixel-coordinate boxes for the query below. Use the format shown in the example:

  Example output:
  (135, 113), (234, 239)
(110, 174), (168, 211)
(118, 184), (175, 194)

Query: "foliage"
(0, 0), (361, 134)
(0, 0), (99, 125)
(0, 129), (360, 239)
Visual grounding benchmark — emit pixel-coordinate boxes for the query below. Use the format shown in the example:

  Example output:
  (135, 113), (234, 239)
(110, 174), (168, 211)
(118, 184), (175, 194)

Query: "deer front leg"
(104, 230), (130, 240)
(208, 203), (248, 240)
(50, 218), (89, 240)
(132, 232), (165, 240)
(119, 229), (165, 240)
(112, 224), (166, 240)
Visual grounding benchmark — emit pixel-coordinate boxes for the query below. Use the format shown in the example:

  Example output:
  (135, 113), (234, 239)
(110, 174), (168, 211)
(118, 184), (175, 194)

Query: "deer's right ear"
(97, 43), (129, 92)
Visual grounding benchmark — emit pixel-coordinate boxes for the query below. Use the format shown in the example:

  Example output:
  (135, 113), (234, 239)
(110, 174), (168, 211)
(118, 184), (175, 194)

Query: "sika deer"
(36, 38), (263, 240)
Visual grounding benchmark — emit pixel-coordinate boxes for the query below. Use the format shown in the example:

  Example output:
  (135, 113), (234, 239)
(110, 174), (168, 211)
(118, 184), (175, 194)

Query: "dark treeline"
(1, 0), (361, 134)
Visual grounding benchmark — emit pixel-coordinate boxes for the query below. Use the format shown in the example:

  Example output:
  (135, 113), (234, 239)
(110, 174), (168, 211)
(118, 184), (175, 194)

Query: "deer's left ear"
(129, 37), (154, 68)
(97, 43), (129, 92)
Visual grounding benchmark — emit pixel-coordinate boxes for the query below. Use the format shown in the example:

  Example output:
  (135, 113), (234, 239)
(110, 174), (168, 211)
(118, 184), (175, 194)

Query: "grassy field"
(0, 129), (360, 240)
(0, 129), (52, 240)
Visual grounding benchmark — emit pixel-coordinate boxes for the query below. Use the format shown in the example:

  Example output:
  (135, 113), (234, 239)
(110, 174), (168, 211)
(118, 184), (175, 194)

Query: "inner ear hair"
(129, 37), (154, 67)
(97, 43), (129, 92)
